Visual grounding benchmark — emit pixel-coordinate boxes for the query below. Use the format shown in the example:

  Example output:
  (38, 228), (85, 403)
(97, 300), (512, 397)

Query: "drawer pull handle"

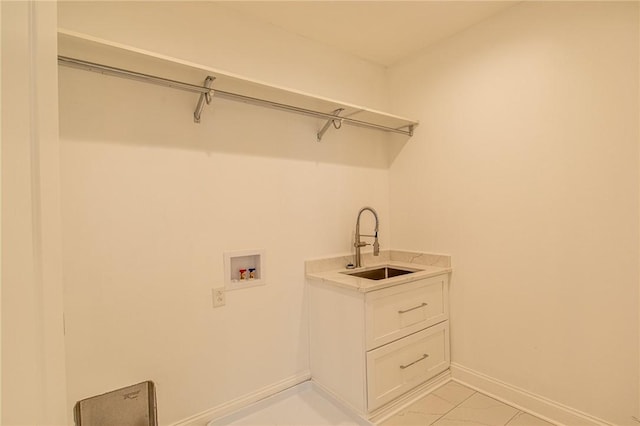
(398, 302), (428, 314)
(400, 353), (429, 370)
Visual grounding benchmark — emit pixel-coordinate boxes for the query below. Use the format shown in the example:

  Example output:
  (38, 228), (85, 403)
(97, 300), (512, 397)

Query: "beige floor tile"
(433, 393), (519, 426)
(432, 381), (476, 406)
(380, 393), (456, 426)
(379, 410), (441, 426)
(506, 412), (556, 426)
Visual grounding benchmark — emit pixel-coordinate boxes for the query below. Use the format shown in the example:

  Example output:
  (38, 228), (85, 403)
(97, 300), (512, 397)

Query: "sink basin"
(342, 266), (418, 281)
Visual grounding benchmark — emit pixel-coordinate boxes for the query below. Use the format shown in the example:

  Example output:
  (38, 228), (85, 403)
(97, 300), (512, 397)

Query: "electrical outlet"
(212, 287), (226, 308)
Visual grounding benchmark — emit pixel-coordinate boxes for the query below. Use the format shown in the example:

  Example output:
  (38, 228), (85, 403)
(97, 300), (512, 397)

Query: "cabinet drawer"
(366, 322), (449, 411)
(365, 275), (448, 350)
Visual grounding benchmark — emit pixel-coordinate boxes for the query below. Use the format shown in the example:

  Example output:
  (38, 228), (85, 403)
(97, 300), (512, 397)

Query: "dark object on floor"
(73, 381), (157, 426)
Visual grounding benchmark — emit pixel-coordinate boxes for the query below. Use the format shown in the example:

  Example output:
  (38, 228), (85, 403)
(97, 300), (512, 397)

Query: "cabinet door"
(365, 275), (448, 350)
(366, 322), (450, 411)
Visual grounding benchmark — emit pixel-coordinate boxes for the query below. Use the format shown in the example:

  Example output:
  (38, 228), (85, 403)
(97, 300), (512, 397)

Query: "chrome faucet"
(354, 206), (380, 268)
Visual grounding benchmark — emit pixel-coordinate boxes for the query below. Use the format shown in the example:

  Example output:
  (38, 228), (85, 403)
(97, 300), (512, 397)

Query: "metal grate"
(74, 381), (157, 426)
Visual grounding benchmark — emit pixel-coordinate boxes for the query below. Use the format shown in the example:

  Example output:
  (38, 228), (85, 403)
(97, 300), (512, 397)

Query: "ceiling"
(219, 1), (518, 67)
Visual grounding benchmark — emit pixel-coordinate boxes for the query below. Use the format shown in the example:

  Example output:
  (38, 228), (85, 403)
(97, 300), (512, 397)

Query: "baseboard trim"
(170, 365), (617, 426)
(450, 363), (613, 426)
(170, 371), (311, 426)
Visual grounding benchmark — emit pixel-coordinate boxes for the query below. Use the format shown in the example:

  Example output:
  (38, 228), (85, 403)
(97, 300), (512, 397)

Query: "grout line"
(505, 410), (522, 426)
(427, 387), (478, 426)
(454, 389), (478, 408)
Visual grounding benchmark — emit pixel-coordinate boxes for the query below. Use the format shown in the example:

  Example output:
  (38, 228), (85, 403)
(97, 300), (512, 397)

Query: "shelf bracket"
(193, 76), (215, 123)
(317, 108), (345, 142)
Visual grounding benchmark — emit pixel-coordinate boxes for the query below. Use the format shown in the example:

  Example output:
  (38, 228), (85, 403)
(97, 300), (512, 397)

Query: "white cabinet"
(308, 273), (450, 417)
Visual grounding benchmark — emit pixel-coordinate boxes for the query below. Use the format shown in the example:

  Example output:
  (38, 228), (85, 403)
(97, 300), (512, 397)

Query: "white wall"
(58, 2), (391, 424)
(58, 2), (640, 425)
(1, 1), (67, 425)
(388, 2), (639, 425)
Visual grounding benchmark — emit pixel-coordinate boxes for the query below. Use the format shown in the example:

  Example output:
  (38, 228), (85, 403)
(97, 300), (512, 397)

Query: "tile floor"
(379, 381), (555, 426)
(210, 380), (557, 426)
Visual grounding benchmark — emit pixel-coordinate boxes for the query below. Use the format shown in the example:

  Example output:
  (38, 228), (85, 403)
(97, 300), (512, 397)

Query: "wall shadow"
(59, 67), (411, 169)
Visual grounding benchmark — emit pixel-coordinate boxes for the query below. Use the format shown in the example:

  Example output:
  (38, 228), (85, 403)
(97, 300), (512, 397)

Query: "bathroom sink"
(342, 266), (418, 281)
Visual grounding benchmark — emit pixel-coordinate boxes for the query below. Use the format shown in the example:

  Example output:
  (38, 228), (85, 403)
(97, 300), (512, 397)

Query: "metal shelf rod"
(58, 56), (209, 95)
(58, 55), (415, 136)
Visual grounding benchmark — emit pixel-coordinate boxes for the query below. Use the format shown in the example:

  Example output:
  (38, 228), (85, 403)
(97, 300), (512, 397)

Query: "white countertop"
(305, 250), (452, 293)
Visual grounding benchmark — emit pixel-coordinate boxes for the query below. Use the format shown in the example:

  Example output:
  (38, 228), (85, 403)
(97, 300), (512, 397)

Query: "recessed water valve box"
(223, 249), (265, 291)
